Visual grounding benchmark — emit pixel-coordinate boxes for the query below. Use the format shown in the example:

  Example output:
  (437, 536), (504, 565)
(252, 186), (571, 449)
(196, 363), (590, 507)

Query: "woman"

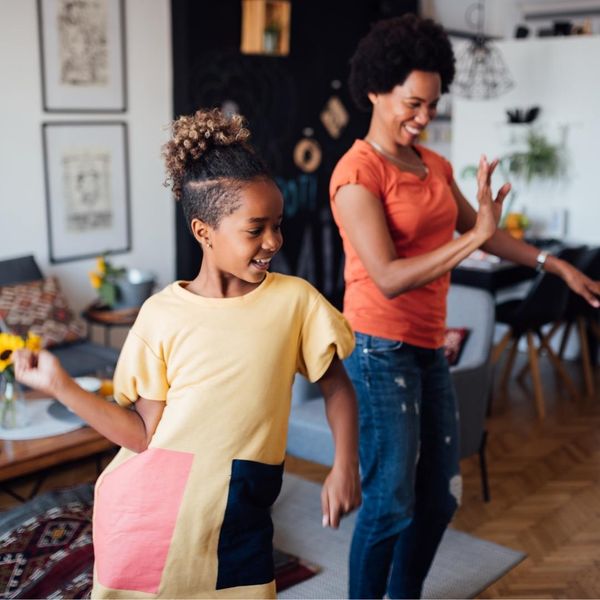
(330, 14), (600, 599)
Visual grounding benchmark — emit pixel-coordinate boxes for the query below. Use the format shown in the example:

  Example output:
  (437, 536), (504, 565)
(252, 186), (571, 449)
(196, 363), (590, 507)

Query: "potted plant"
(461, 127), (568, 231)
(89, 255), (155, 310)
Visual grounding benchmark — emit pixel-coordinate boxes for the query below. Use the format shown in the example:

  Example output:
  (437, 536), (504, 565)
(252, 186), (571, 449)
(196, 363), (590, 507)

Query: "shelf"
(241, 0), (291, 56)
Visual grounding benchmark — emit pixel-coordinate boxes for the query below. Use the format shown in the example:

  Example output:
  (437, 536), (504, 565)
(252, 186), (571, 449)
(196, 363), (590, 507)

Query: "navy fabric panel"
(216, 459), (284, 590)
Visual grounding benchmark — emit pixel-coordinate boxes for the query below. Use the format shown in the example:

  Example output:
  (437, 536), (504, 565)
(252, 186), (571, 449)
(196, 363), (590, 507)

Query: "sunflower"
(0, 333), (25, 375)
(25, 332), (42, 353)
(0, 332), (41, 376)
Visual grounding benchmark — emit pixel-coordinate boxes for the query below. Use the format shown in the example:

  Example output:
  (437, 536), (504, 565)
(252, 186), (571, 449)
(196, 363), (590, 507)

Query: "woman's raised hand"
(473, 155), (511, 243)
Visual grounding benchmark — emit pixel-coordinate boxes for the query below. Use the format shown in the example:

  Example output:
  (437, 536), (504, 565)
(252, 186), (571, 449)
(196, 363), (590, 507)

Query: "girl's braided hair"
(162, 108), (270, 229)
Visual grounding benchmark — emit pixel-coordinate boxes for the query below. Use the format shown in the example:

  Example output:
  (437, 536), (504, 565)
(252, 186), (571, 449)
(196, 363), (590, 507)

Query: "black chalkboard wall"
(172, 0), (418, 307)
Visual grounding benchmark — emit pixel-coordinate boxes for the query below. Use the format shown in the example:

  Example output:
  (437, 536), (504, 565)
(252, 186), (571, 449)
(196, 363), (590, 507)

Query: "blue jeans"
(346, 333), (461, 599)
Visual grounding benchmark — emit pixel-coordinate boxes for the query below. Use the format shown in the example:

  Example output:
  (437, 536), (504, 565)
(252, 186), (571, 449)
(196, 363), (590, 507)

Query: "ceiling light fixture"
(453, 1), (514, 100)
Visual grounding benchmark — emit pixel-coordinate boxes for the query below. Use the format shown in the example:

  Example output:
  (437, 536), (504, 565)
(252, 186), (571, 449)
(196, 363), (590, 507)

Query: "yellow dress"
(91, 273), (354, 598)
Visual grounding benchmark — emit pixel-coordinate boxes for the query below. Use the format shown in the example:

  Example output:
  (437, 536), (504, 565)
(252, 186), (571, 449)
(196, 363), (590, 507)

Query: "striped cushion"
(0, 277), (85, 347)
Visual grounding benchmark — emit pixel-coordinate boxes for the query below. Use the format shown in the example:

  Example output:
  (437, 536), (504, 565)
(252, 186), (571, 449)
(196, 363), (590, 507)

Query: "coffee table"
(0, 395), (116, 502)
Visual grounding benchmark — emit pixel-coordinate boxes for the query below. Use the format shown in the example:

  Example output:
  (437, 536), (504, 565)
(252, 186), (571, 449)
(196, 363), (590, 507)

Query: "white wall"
(452, 36), (600, 245)
(423, 0), (600, 38)
(0, 0), (173, 313)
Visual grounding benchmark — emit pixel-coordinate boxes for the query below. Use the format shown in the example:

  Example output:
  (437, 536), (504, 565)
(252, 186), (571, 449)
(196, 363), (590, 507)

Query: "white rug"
(273, 475), (525, 599)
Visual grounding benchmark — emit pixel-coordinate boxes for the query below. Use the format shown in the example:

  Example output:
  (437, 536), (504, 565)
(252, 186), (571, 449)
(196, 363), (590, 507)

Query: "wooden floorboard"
(0, 353), (598, 597)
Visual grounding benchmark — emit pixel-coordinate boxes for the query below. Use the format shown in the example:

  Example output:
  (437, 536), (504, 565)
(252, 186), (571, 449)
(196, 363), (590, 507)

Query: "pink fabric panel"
(94, 447), (194, 593)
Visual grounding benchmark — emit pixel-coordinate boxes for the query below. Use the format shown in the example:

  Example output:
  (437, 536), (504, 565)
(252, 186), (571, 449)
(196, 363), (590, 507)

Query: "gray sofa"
(286, 284), (495, 500)
(0, 255), (119, 377)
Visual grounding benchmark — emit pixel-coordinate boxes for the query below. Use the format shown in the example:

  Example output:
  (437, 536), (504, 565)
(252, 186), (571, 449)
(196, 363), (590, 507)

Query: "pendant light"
(453, 1), (514, 100)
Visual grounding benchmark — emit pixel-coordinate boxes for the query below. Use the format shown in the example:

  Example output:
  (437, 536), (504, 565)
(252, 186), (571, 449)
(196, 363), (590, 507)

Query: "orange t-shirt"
(329, 139), (458, 349)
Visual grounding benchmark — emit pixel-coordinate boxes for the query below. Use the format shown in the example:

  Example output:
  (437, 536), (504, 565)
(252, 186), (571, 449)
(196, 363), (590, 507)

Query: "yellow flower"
(0, 333), (25, 373)
(96, 256), (107, 274)
(25, 333), (42, 352)
(89, 271), (103, 289)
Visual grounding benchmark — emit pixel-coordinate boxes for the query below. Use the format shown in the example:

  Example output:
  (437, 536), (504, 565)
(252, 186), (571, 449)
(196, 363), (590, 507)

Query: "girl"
(15, 108), (361, 599)
(330, 14), (600, 599)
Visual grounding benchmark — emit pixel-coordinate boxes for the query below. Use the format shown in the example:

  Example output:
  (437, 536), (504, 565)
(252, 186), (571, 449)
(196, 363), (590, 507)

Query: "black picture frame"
(42, 121), (131, 263)
(37, 0), (127, 112)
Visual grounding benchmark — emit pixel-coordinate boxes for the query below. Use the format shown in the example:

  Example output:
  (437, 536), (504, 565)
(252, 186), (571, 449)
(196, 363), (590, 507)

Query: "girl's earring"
(206, 240), (212, 249)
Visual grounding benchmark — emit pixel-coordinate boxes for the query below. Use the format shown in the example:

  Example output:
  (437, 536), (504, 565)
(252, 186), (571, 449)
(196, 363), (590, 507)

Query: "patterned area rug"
(0, 484), (318, 599)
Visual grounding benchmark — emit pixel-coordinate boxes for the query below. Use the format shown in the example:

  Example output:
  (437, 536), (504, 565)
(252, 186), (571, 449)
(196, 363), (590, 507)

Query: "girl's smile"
(250, 256), (272, 271)
(189, 178), (284, 298)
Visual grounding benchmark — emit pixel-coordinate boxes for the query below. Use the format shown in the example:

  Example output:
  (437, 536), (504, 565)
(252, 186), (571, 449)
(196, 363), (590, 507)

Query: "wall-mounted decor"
(37, 0), (127, 112)
(241, 0), (291, 56)
(42, 122), (131, 263)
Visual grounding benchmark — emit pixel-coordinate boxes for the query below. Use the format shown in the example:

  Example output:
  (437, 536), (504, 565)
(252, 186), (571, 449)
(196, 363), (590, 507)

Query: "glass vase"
(0, 378), (29, 429)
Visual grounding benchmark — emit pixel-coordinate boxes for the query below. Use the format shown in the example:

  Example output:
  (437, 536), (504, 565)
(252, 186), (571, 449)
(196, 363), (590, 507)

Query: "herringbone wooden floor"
(1, 353), (599, 598)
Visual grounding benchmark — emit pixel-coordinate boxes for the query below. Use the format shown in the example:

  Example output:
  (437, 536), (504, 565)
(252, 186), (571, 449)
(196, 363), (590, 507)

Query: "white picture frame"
(42, 122), (131, 263)
(37, 0), (127, 112)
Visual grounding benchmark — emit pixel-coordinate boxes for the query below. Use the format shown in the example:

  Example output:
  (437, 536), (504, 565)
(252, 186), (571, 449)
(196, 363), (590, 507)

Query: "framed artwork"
(42, 122), (131, 263)
(37, 0), (127, 112)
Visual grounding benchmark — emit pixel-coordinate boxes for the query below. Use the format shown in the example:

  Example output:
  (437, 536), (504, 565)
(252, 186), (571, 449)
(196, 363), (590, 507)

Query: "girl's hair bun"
(163, 108), (251, 198)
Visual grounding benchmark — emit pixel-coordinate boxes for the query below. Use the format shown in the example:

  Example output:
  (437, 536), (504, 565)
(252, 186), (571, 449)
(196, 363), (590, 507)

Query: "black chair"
(545, 247), (600, 398)
(491, 246), (587, 419)
(0, 255), (119, 377)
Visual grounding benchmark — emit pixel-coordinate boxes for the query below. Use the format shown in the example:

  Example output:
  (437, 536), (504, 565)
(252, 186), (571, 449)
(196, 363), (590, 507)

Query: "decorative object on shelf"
(0, 332), (41, 429)
(515, 25), (530, 39)
(453, 1), (514, 100)
(89, 255), (155, 310)
(506, 106), (540, 124)
(37, 0), (127, 112)
(263, 21), (281, 54)
(42, 121), (131, 263)
(241, 0), (291, 56)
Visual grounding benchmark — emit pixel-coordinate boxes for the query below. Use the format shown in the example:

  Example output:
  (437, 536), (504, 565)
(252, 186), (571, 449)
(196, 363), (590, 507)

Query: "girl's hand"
(321, 462), (361, 529)
(13, 349), (70, 397)
(555, 259), (600, 308)
(473, 155), (511, 243)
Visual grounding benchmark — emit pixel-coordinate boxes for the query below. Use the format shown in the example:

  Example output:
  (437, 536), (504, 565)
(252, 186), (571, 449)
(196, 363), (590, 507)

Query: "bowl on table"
(74, 376), (102, 394)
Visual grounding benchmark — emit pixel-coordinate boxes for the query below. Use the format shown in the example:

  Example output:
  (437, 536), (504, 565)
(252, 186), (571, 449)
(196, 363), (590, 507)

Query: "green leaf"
(99, 282), (117, 308)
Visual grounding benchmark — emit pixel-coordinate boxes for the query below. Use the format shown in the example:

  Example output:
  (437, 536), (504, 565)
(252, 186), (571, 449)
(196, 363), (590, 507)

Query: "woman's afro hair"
(349, 14), (455, 111)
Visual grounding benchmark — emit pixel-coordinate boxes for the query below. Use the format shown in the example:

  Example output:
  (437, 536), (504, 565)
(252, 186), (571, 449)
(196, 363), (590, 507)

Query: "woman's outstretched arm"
(452, 179), (600, 307)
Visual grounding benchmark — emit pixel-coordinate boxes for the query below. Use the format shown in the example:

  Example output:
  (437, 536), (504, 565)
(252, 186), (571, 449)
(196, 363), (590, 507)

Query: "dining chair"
(545, 246), (600, 398)
(491, 246), (587, 419)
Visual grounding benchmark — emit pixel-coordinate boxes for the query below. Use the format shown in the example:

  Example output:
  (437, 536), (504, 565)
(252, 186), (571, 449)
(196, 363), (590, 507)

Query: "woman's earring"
(206, 240), (212, 249)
